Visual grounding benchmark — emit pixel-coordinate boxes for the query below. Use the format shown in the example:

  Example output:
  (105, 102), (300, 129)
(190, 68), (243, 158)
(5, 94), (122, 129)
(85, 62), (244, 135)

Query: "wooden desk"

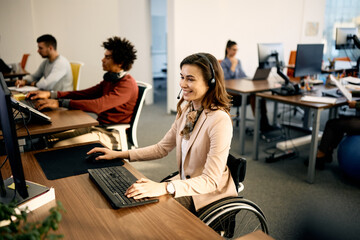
(14, 109), (99, 138)
(252, 87), (348, 183)
(225, 77), (281, 154)
(0, 148), (221, 239)
(3, 68), (29, 80)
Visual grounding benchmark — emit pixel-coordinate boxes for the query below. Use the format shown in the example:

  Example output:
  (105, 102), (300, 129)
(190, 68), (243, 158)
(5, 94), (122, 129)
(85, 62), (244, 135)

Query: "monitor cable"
(14, 107), (36, 151)
(264, 103), (299, 163)
(0, 156), (9, 197)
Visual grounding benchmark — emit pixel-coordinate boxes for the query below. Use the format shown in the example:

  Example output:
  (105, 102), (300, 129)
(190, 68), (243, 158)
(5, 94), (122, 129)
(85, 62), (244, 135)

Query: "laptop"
(11, 97), (51, 123)
(245, 68), (271, 80)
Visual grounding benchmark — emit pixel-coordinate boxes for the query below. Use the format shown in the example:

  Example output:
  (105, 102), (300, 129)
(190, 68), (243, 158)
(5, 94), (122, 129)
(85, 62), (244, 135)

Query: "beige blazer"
(128, 107), (237, 210)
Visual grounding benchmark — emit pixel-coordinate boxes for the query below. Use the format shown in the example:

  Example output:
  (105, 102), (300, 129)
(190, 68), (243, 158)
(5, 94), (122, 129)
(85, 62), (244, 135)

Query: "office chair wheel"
(197, 197), (268, 239)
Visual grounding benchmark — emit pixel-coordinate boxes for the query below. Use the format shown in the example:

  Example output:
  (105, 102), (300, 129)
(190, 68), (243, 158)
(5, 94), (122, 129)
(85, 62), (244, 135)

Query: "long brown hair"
(176, 53), (231, 117)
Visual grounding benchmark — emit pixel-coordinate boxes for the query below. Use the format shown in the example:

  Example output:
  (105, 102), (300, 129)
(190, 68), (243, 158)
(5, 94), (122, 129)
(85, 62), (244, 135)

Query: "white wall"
(167, 0), (326, 113)
(0, 0), (153, 103)
(0, 0), (326, 112)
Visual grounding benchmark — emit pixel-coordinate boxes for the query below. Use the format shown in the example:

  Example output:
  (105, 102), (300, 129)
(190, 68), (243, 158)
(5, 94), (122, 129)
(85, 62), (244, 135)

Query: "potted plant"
(0, 201), (65, 239)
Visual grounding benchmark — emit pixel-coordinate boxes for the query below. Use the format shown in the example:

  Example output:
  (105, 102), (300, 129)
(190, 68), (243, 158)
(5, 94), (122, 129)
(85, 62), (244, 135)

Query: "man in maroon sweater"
(27, 36), (138, 150)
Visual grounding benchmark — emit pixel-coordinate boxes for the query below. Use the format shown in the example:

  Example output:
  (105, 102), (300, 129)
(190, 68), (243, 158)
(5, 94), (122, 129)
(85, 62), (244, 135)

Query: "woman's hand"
(87, 147), (128, 160)
(125, 178), (167, 199)
(229, 57), (238, 72)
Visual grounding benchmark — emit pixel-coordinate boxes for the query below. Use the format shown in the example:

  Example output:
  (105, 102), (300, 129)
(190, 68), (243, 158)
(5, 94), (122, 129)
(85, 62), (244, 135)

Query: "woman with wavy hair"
(89, 53), (237, 213)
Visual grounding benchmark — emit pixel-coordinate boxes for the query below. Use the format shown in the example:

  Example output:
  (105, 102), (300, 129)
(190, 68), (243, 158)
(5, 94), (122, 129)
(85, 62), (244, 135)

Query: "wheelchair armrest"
(160, 171), (179, 182)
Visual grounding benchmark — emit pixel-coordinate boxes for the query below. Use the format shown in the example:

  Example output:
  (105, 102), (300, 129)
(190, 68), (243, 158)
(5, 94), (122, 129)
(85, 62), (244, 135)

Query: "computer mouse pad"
(34, 143), (124, 180)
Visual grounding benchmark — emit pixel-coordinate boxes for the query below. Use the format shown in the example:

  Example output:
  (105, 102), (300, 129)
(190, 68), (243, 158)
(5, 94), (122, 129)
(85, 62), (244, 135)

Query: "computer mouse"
(85, 152), (105, 163)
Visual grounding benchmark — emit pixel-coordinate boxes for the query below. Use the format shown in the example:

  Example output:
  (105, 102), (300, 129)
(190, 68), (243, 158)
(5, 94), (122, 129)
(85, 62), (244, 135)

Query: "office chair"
(161, 154), (268, 238)
(70, 61), (84, 90)
(20, 54), (30, 69)
(106, 81), (152, 151)
(286, 51), (300, 81)
(333, 57), (351, 62)
(230, 93), (243, 127)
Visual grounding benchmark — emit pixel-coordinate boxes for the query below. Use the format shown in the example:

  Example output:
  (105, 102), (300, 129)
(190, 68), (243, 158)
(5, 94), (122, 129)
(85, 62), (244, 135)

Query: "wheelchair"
(161, 154), (269, 239)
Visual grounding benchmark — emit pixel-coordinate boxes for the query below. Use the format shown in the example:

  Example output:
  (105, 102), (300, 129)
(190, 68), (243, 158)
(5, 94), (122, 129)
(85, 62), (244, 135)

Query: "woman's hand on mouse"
(87, 147), (129, 160)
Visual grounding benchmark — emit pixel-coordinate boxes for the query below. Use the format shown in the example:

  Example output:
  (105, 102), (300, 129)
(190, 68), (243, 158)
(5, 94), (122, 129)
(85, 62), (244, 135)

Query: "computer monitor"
(258, 43), (285, 69)
(0, 72), (29, 200)
(336, 27), (358, 49)
(294, 44), (324, 78)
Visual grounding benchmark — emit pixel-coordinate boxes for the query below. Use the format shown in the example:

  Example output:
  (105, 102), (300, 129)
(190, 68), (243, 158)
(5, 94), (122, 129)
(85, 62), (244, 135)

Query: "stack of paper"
(301, 95), (337, 104)
(8, 86), (39, 93)
(345, 83), (360, 91)
(342, 76), (360, 85)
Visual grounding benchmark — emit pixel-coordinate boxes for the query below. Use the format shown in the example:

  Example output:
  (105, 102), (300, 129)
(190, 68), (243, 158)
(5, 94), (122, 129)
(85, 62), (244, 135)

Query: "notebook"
(329, 75), (352, 101)
(245, 68), (271, 80)
(301, 95), (337, 104)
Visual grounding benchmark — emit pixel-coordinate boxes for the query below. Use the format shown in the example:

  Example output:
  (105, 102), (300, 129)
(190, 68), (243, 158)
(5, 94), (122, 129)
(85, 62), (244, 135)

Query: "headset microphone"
(177, 89), (182, 99)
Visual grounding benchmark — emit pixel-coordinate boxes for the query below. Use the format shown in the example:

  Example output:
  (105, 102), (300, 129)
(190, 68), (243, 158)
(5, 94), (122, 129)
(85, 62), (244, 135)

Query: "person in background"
(88, 53), (237, 213)
(27, 36), (138, 150)
(15, 34), (73, 91)
(221, 40), (247, 80)
(314, 91), (360, 169)
(221, 40), (273, 132)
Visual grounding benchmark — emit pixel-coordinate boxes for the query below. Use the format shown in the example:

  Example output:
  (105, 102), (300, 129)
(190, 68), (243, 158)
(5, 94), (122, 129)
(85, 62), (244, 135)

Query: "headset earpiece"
(208, 77), (216, 89)
(197, 54), (216, 89)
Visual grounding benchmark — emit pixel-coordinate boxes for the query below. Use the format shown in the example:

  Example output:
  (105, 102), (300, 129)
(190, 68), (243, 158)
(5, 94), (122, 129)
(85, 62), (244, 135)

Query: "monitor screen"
(336, 27), (358, 49)
(0, 73), (29, 199)
(294, 44), (324, 78)
(258, 43), (285, 69)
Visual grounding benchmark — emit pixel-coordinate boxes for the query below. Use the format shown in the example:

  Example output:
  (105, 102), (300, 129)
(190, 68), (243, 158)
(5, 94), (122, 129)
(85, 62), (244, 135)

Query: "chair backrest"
(70, 61), (84, 90)
(20, 54), (30, 69)
(126, 81), (152, 148)
(288, 51), (297, 65)
(227, 154), (246, 190)
(287, 50), (301, 82)
(333, 57), (351, 62)
(286, 51), (296, 77)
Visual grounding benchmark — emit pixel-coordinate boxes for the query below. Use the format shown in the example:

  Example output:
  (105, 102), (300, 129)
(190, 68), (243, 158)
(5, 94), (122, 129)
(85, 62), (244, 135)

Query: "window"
(323, 0), (360, 61)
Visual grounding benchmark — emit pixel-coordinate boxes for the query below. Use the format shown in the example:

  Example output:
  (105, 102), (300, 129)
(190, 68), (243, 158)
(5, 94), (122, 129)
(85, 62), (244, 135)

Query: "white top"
(24, 55), (73, 91)
(181, 138), (189, 180)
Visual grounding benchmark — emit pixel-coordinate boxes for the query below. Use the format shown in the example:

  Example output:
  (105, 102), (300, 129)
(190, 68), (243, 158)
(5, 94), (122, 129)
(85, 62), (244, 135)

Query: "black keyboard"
(23, 99), (37, 109)
(88, 166), (159, 209)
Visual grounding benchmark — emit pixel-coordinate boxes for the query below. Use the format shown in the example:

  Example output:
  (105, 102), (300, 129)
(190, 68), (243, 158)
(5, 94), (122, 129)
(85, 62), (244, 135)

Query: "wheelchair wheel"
(197, 197), (268, 239)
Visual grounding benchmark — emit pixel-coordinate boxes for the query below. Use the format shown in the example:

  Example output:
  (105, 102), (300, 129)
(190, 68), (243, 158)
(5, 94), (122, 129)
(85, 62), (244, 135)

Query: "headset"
(103, 71), (121, 82)
(177, 54), (216, 100)
(196, 54), (216, 89)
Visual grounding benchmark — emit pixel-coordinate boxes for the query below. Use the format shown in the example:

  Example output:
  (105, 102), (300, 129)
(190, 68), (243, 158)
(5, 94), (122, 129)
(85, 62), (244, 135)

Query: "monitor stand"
(0, 176), (49, 205)
(271, 82), (302, 96)
(271, 53), (302, 96)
